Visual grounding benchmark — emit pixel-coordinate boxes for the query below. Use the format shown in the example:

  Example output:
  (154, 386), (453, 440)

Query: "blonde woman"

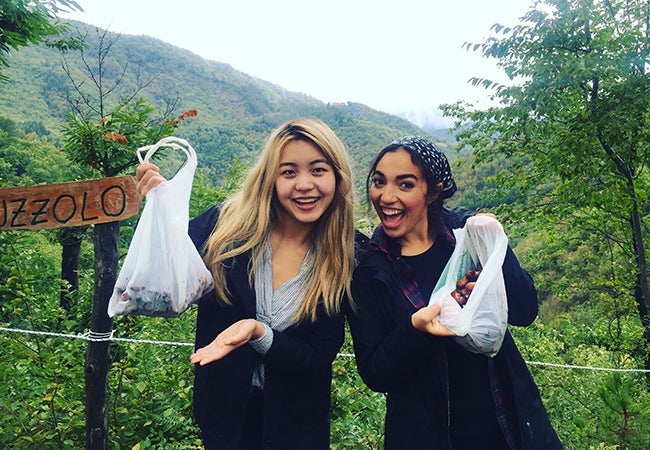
(136, 119), (357, 450)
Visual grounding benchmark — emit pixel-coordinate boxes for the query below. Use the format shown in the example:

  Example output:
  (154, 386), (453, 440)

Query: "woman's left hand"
(190, 319), (266, 365)
(411, 303), (456, 336)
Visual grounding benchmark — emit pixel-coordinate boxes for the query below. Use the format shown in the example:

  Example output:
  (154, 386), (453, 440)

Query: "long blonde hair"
(204, 118), (355, 322)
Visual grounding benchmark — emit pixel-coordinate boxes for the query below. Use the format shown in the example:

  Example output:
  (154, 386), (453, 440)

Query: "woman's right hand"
(189, 319), (266, 366)
(411, 303), (456, 336)
(135, 162), (166, 196)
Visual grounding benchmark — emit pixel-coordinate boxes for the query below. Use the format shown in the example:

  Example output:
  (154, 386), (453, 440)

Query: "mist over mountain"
(395, 107), (453, 131)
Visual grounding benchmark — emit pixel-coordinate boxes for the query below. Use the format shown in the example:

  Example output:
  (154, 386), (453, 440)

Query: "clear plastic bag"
(428, 215), (509, 356)
(108, 137), (214, 318)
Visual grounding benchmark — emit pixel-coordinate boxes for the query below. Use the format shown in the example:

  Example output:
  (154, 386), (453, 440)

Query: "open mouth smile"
(381, 208), (403, 218)
(294, 197), (319, 206)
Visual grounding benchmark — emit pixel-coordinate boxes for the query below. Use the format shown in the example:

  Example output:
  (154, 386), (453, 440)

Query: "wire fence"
(2, 325), (648, 373)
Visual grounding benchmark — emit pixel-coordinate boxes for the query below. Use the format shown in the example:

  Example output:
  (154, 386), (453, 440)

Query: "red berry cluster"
(450, 263), (482, 307)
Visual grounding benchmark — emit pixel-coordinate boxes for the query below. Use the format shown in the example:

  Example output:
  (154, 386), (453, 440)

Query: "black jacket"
(188, 205), (344, 450)
(347, 207), (562, 449)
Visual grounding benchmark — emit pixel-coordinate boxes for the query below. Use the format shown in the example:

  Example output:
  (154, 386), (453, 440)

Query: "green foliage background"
(1, 12), (649, 450)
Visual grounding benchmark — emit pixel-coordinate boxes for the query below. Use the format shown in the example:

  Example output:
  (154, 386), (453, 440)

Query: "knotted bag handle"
(136, 136), (196, 171)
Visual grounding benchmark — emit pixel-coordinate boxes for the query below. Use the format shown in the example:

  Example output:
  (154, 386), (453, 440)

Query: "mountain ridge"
(0, 20), (456, 186)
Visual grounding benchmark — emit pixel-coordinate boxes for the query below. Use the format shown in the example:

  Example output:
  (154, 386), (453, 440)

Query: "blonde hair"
(204, 118), (355, 322)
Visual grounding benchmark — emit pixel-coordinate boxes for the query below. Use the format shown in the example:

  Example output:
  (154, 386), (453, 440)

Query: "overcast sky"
(61, 0), (533, 126)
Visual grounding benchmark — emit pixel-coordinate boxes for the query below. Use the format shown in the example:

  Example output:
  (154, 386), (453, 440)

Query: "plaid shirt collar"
(368, 223), (457, 309)
(369, 225), (427, 309)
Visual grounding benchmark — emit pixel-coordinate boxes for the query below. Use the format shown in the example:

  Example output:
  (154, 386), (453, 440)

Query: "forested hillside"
(1, 8), (649, 450)
(0, 20), (449, 188)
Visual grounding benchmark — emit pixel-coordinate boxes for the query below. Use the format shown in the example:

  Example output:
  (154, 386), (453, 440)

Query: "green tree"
(442, 0), (650, 378)
(0, 0), (82, 82)
(60, 26), (194, 449)
(0, 115), (79, 186)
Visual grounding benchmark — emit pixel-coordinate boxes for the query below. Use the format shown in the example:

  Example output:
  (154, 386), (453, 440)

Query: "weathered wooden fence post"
(85, 220), (119, 449)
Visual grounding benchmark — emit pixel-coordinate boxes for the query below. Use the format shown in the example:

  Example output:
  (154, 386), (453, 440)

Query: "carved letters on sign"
(0, 176), (142, 231)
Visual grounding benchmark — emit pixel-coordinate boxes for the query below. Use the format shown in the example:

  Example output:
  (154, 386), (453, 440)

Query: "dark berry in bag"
(452, 266), (481, 308)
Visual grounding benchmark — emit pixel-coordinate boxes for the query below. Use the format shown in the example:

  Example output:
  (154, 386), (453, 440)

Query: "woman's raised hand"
(135, 162), (166, 196)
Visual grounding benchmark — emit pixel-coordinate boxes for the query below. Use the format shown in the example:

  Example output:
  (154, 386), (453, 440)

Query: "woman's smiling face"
(370, 148), (433, 247)
(274, 139), (336, 229)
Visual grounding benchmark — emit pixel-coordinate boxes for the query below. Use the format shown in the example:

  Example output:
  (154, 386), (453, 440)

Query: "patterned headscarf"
(385, 136), (457, 199)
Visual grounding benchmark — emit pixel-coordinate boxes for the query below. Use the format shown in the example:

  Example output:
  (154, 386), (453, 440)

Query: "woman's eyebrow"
(396, 173), (418, 180)
(309, 158), (331, 165)
(279, 158), (330, 167)
(373, 169), (418, 180)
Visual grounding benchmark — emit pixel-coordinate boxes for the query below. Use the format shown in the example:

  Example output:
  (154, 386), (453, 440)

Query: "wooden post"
(60, 226), (85, 311)
(85, 220), (120, 450)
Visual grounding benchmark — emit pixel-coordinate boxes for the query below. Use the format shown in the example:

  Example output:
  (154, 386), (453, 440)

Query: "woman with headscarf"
(347, 136), (562, 449)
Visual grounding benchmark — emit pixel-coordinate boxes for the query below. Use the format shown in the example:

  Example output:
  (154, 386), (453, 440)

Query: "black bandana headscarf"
(385, 136), (457, 199)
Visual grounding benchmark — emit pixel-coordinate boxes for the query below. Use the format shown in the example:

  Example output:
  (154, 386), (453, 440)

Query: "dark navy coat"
(347, 207), (562, 449)
(188, 205), (344, 450)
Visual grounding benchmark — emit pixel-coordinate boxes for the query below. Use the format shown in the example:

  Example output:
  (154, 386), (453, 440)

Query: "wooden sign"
(0, 176), (142, 231)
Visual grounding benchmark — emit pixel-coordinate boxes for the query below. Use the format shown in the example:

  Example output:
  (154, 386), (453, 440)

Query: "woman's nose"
(296, 173), (314, 190)
(380, 183), (397, 202)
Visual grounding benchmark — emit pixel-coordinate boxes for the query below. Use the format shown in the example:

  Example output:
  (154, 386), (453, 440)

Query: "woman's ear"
(426, 182), (444, 205)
